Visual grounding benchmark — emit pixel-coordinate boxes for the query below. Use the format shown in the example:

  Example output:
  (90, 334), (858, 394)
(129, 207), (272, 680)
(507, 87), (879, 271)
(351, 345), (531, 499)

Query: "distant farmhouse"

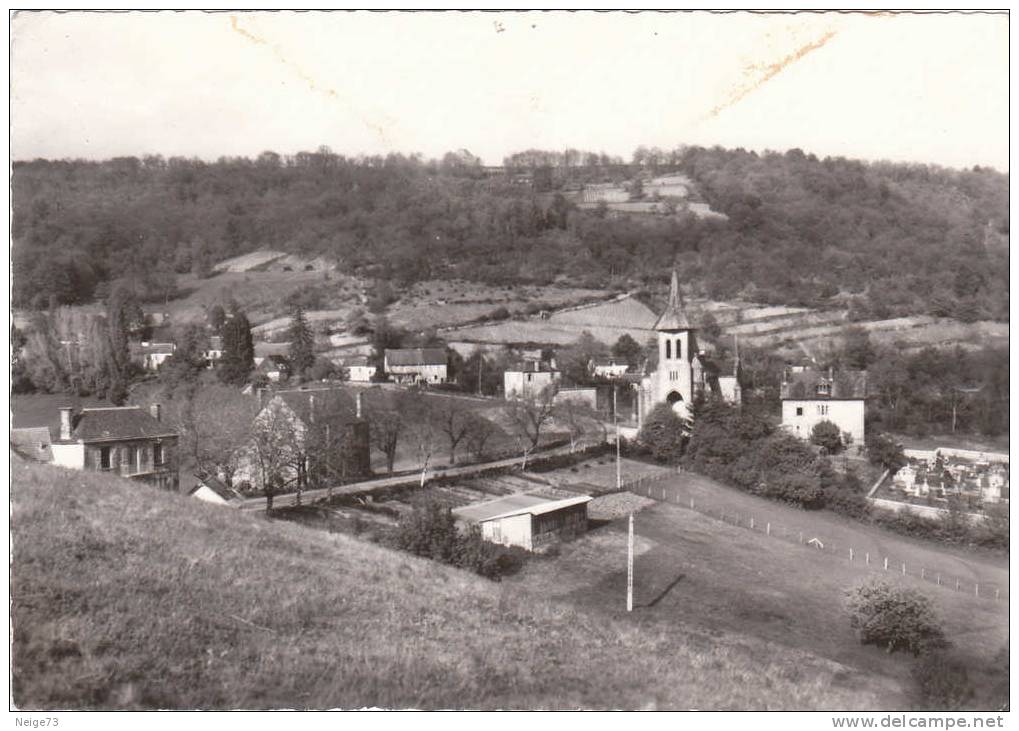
(504, 360), (560, 400)
(11, 403), (179, 491)
(384, 348), (448, 385)
(780, 366), (867, 445)
(342, 355), (377, 383)
(589, 357), (631, 379)
(129, 342), (176, 372)
(452, 493), (592, 552)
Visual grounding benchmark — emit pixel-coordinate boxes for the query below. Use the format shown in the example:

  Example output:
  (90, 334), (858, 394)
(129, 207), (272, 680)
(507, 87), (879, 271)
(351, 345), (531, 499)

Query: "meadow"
(12, 459), (894, 710)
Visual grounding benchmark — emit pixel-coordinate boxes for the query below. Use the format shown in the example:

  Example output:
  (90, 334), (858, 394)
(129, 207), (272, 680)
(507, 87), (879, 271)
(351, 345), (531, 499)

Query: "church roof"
(653, 270), (695, 331)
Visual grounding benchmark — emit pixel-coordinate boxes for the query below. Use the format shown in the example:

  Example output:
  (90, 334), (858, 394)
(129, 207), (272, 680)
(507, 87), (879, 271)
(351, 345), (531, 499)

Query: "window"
(526, 373), (533, 382)
(817, 382), (831, 396)
(795, 407), (803, 416)
(675, 338), (682, 360)
(817, 404), (829, 416)
(665, 340), (671, 359)
(153, 443), (164, 467)
(100, 446), (112, 470)
(124, 446), (136, 473)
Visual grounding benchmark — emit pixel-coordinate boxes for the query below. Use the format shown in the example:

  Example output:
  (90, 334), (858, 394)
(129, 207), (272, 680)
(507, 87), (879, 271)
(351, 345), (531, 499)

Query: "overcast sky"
(10, 10), (1009, 170)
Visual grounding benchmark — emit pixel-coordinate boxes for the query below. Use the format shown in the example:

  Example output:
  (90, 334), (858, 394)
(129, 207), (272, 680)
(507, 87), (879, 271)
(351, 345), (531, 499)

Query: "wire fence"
(623, 471), (1007, 605)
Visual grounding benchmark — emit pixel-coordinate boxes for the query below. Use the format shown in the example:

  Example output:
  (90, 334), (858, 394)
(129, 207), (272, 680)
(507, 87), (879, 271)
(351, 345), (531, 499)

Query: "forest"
(12, 145), (1009, 322)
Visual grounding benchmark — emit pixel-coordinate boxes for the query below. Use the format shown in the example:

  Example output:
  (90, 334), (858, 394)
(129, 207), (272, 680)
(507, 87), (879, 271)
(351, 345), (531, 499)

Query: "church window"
(675, 339), (682, 359)
(665, 340), (671, 359)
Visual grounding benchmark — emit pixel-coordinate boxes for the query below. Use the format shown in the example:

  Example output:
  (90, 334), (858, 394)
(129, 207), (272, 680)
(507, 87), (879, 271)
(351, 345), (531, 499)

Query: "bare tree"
(465, 414), (498, 463)
(370, 409), (404, 476)
(249, 401), (302, 512)
(434, 399), (472, 465)
(505, 386), (557, 469)
(172, 385), (259, 488)
(555, 397), (605, 453)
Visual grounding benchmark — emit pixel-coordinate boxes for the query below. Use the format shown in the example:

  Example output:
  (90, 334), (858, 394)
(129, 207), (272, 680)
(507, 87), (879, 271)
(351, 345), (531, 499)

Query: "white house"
(204, 335), (223, 367)
(452, 493), (592, 552)
(189, 474), (244, 506)
(504, 361), (560, 399)
(589, 357), (631, 379)
(384, 348), (448, 385)
(780, 366), (867, 445)
(129, 342), (176, 371)
(343, 355), (377, 383)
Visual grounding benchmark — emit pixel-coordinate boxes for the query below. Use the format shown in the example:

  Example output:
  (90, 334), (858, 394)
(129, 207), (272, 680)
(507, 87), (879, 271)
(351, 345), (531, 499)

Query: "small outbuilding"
(452, 493), (592, 552)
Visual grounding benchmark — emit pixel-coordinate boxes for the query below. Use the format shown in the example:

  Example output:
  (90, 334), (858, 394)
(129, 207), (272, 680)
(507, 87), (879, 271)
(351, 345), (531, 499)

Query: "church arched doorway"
(666, 391), (684, 405)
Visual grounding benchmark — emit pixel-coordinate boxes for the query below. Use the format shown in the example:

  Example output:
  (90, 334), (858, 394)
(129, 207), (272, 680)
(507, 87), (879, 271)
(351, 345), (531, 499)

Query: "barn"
(452, 493), (592, 552)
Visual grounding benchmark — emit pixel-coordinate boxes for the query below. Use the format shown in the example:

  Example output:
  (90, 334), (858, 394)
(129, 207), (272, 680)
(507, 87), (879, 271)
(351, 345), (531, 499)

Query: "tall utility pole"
(627, 513), (634, 612)
(614, 385), (621, 490)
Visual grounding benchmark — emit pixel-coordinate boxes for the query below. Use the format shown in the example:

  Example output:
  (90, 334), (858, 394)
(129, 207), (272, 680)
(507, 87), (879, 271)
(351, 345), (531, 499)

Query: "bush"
(912, 652), (974, 710)
(637, 403), (688, 464)
(810, 420), (843, 454)
(866, 432), (907, 473)
(846, 581), (948, 656)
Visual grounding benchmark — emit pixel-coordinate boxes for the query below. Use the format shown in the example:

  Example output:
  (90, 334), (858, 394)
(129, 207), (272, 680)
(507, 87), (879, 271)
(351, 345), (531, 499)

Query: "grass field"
(511, 460), (1009, 710)
(12, 460), (896, 710)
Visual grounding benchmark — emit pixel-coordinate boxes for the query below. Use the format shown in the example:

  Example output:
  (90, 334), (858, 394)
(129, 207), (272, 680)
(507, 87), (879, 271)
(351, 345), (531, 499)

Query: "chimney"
(58, 407), (73, 441)
(149, 403), (162, 422)
(356, 392), (363, 419)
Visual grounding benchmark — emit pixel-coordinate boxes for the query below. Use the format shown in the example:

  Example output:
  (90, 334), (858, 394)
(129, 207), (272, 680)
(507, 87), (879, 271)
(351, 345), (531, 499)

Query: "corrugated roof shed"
(385, 348), (447, 367)
(453, 493), (592, 523)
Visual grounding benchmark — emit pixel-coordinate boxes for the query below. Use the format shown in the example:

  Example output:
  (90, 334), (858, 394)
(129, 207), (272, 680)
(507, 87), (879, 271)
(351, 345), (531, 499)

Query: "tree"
(249, 400), (303, 512)
(637, 403), (687, 464)
(810, 420), (844, 454)
(505, 386), (557, 468)
(465, 414), (499, 462)
(287, 306), (315, 378)
(558, 331), (608, 384)
(845, 581), (948, 656)
(611, 333), (643, 366)
(370, 409), (404, 476)
(219, 311), (254, 386)
(556, 397), (604, 453)
(158, 323), (209, 389)
(207, 304), (226, 334)
(434, 400), (473, 465)
(866, 432), (907, 474)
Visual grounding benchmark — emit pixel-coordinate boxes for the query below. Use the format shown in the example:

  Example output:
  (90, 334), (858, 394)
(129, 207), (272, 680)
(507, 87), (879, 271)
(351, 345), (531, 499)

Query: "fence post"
(766, 522), (771, 536)
(921, 568), (925, 580)
(849, 547), (854, 562)
(901, 563), (906, 575)
(884, 557), (888, 571)
(937, 574), (941, 586)
(798, 531), (803, 544)
(866, 552), (870, 565)
(975, 584), (979, 597)
(690, 498), (694, 510)
(995, 589), (1000, 601)
(955, 579), (960, 592)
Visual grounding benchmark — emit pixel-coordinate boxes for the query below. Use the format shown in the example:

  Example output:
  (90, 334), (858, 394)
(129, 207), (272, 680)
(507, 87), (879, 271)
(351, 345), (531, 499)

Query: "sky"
(10, 10), (1010, 171)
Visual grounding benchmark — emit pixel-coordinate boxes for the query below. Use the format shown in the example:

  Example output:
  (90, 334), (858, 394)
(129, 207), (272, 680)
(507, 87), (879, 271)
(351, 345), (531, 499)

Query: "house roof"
(191, 473), (243, 502)
(453, 493), (592, 523)
(591, 358), (630, 369)
(255, 354), (291, 372)
(61, 407), (178, 443)
(653, 269), (695, 331)
(508, 360), (558, 373)
(128, 342), (176, 355)
(273, 388), (360, 426)
(254, 341), (291, 358)
(385, 348), (447, 367)
(780, 368), (867, 400)
(10, 427), (53, 463)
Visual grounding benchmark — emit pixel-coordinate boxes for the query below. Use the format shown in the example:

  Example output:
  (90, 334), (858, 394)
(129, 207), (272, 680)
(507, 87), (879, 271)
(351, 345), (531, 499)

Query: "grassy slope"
(14, 461), (888, 710)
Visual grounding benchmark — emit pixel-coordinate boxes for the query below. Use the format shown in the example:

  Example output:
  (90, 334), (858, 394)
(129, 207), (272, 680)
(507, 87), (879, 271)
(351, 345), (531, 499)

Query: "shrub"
(637, 403), (688, 464)
(912, 652), (974, 710)
(846, 581), (948, 656)
(810, 420), (843, 454)
(866, 432), (907, 473)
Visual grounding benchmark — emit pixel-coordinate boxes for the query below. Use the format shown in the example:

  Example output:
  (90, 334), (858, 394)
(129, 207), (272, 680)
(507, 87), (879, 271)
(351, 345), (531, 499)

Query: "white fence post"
(883, 557), (888, 571)
(901, 563), (906, 575)
(849, 547), (854, 562)
(865, 552), (870, 565)
(750, 517), (754, 530)
(975, 583), (979, 597)
(766, 522), (771, 536)
(937, 574), (941, 586)
(956, 579), (960, 591)
(921, 568), (925, 580)
(995, 588), (1000, 601)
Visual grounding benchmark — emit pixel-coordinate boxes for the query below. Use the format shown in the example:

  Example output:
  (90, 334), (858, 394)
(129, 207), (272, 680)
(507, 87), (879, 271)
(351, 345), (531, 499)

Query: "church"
(635, 270), (741, 427)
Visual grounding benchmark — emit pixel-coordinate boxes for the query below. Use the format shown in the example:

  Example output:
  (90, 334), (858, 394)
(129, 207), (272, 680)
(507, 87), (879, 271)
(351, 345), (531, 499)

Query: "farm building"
(453, 493), (592, 552)
(780, 366), (867, 445)
(589, 357), (632, 379)
(129, 342), (176, 371)
(504, 360), (560, 400)
(384, 348), (448, 385)
(342, 355), (377, 382)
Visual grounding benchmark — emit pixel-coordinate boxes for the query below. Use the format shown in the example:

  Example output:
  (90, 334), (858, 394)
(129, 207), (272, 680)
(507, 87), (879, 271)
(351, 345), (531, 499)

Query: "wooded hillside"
(12, 146), (1008, 321)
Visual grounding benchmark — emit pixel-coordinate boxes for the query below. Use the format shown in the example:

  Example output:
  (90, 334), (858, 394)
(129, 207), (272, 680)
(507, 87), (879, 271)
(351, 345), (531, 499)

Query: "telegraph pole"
(614, 385), (621, 490)
(627, 513), (634, 612)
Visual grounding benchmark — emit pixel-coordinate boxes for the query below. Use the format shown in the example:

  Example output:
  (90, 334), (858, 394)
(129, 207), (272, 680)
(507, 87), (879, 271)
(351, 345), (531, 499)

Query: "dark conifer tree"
(219, 311), (254, 386)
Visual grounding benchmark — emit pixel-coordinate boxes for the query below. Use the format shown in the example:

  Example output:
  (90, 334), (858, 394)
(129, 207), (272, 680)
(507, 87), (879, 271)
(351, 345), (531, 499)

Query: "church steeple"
(653, 268), (695, 332)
